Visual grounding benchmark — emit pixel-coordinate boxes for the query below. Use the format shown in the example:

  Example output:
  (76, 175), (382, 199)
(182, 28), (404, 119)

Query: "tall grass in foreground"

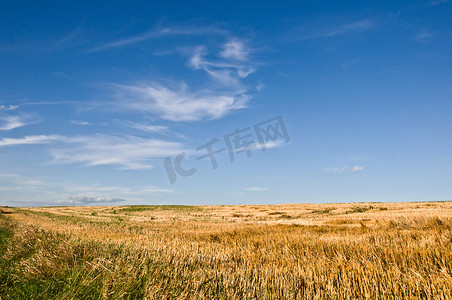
(1, 209), (452, 299)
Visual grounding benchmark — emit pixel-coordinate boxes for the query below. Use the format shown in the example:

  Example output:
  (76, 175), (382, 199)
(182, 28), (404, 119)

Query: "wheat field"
(1, 202), (452, 299)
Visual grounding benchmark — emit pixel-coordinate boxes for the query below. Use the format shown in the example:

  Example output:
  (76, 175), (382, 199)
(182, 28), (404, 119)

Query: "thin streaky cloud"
(54, 25), (89, 49)
(321, 165), (349, 173)
(63, 184), (172, 195)
(293, 19), (376, 41)
(50, 134), (186, 170)
(124, 121), (168, 133)
(243, 187), (269, 191)
(321, 165), (365, 173)
(0, 173), (45, 186)
(428, 0), (451, 6)
(0, 113), (41, 131)
(0, 187), (23, 192)
(88, 28), (169, 52)
(70, 120), (90, 125)
(237, 139), (289, 153)
(415, 29), (434, 41)
(87, 25), (229, 52)
(0, 135), (63, 147)
(323, 19), (375, 37)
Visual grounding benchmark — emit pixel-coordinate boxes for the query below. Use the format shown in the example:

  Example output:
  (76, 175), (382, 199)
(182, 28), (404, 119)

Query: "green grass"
(346, 206), (370, 214)
(0, 214), (147, 299)
(18, 209), (123, 227)
(0, 213), (230, 299)
(0, 213), (13, 256)
(18, 209), (88, 223)
(312, 208), (335, 214)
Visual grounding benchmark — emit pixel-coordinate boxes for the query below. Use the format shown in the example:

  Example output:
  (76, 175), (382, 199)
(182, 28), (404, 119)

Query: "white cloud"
(337, 165), (349, 172)
(65, 195), (126, 205)
(0, 186), (22, 192)
(139, 186), (173, 193)
(220, 40), (248, 61)
(256, 82), (265, 91)
(188, 44), (255, 87)
(321, 166), (348, 173)
(88, 25), (228, 52)
(0, 105), (18, 111)
(124, 121), (168, 133)
(0, 113), (40, 131)
(428, 0), (451, 6)
(0, 135), (63, 147)
(62, 183), (172, 195)
(116, 40), (256, 122)
(0, 132), (187, 171)
(70, 120), (89, 125)
(415, 30), (434, 41)
(322, 165), (365, 173)
(118, 82), (249, 122)
(50, 134), (186, 170)
(243, 187), (269, 192)
(324, 20), (375, 37)
(0, 173), (45, 186)
(235, 139), (289, 153)
(0, 172), (172, 206)
(262, 140), (288, 150)
(295, 19), (376, 40)
(352, 165), (365, 172)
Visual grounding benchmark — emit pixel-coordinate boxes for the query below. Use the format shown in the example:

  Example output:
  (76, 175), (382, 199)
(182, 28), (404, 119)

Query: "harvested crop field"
(1, 202), (452, 299)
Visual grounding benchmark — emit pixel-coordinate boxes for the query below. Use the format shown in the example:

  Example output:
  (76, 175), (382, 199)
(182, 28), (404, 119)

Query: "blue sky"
(1, 0), (451, 206)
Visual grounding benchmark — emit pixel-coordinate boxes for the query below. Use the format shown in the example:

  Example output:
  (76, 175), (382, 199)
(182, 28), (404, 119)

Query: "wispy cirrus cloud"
(116, 39), (256, 121)
(322, 165), (349, 173)
(0, 173), (46, 187)
(0, 186), (22, 192)
(0, 135), (63, 147)
(70, 120), (90, 126)
(88, 25), (229, 52)
(50, 134), (186, 170)
(0, 132), (187, 170)
(243, 187), (269, 192)
(321, 165), (365, 173)
(117, 82), (250, 121)
(428, 0), (451, 6)
(62, 183), (172, 195)
(415, 29), (434, 41)
(0, 113), (41, 131)
(293, 19), (376, 41)
(122, 121), (168, 133)
(189, 44), (255, 87)
(322, 19), (375, 38)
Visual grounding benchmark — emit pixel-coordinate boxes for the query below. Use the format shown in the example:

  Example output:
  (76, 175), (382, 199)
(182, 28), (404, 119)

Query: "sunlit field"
(1, 202), (452, 299)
